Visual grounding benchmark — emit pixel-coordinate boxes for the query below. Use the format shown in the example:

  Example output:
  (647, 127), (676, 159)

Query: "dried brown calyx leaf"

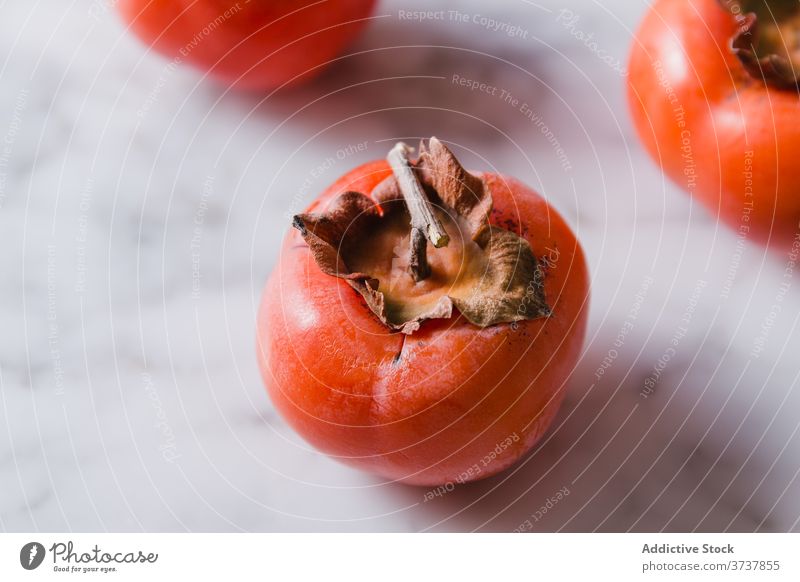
(292, 138), (551, 335)
(721, 0), (800, 88)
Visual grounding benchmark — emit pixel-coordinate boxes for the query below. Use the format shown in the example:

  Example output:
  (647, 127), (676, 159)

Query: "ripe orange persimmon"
(118, 0), (376, 90)
(628, 0), (800, 247)
(257, 139), (589, 486)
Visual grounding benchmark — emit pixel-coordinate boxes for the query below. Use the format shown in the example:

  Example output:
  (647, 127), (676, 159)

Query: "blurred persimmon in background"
(118, 0), (377, 90)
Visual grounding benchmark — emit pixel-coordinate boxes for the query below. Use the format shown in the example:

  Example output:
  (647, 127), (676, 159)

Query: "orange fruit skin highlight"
(257, 160), (590, 486)
(118, 0), (377, 90)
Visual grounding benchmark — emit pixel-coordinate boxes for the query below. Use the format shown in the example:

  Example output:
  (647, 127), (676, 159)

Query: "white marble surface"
(1, 0), (800, 532)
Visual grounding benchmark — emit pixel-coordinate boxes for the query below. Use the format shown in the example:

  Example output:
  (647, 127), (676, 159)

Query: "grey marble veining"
(1, 0), (799, 532)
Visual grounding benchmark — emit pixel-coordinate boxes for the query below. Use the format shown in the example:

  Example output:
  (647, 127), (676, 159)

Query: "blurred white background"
(1, 0), (800, 532)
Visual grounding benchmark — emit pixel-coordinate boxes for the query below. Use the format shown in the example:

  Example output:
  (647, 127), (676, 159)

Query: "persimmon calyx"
(292, 137), (551, 335)
(721, 0), (800, 88)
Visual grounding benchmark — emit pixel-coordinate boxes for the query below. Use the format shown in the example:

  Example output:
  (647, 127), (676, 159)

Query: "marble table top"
(2, 0), (799, 532)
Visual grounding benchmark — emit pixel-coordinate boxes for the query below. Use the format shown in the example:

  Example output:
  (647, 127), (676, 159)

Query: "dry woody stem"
(386, 142), (450, 281)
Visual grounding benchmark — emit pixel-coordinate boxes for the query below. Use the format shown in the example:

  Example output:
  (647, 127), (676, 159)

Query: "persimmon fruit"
(117, 0), (377, 90)
(628, 0), (800, 247)
(257, 139), (589, 486)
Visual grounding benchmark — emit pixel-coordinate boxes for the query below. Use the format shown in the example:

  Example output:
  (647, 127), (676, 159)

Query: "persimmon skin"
(257, 161), (589, 486)
(117, 0), (376, 90)
(628, 0), (800, 247)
